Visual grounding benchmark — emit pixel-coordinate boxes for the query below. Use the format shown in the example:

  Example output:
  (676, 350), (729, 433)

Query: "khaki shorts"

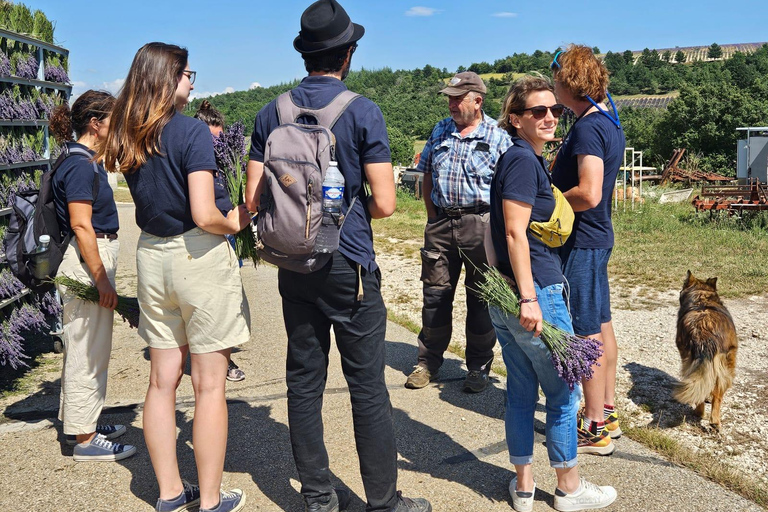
(137, 227), (251, 354)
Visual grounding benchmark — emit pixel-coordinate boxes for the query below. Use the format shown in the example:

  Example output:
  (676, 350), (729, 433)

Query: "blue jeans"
(489, 282), (581, 468)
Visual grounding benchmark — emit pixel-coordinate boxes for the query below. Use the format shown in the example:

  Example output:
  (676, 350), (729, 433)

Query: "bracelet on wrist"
(519, 297), (538, 304)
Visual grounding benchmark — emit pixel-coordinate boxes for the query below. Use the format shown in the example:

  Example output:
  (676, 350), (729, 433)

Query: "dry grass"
(112, 181), (133, 203)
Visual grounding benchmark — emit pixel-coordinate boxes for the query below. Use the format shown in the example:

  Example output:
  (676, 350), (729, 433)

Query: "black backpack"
(3, 145), (99, 291)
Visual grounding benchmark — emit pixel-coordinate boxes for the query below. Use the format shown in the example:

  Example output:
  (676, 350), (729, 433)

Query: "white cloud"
(249, 82), (261, 90)
(189, 86), (235, 100)
(405, 6), (440, 16)
(493, 12), (518, 18)
(100, 78), (125, 95)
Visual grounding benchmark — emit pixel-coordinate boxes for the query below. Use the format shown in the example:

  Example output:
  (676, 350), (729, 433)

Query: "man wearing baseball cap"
(246, 1), (431, 511)
(406, 71), (511, 393)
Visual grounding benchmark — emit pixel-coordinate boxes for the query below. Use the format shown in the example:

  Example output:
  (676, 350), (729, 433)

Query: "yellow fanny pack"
(528, 183), (574, 248)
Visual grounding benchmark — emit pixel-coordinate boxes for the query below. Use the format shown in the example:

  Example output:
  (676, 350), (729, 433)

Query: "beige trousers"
(56, 237), (119, 435)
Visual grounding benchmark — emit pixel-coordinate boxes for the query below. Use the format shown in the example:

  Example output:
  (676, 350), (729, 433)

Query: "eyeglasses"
(515, 104), (566, 119)
(349, 44), (357, 55)
(550, 50), (563, 70)
(181, 70), (196, 84)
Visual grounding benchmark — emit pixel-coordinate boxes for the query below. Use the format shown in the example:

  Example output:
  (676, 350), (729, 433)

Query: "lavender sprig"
(43, 64), (69, 84)
(212, 121), (259, 266)
(474, 266), (603, 390)
(52, 275), (140, 328)
(0, 52), (11, 77)
(0, 269), (25, 299)
(0, 303), (48, 369)
(14, 54), (38, 80)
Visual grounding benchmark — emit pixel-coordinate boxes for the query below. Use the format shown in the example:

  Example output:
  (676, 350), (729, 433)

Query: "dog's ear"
(706, 277), (718, 290)
(684, 270), (694, 287)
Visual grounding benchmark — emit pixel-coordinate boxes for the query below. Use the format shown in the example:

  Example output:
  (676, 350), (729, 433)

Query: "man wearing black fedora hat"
(245, 1), (431, 512)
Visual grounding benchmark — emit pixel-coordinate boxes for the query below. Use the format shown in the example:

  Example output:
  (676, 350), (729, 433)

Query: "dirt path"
(375, 243), (768, 488)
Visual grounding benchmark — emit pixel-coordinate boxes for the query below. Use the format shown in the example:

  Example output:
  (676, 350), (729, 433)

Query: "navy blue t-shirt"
(490, 137), (564, 288)
(250, 76), (391, 272)
(125, 113), (224, 237)
(551, 111), (625, 249)
(52, 141), (119, 235)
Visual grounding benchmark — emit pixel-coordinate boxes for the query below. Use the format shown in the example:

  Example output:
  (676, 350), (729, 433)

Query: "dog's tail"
(673, 353), (733, 406)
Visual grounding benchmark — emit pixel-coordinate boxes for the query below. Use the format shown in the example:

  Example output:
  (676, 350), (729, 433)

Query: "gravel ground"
(376, 241), (768, 488)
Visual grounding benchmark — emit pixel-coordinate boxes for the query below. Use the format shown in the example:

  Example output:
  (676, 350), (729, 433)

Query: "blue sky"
(31, 0), (768, 100)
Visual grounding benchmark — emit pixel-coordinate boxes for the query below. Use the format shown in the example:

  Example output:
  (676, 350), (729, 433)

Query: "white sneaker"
(554, 478), (617, 511)
(509, 476), (536, 512)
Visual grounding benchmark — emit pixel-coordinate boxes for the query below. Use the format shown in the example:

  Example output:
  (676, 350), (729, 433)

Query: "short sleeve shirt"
(249, 76), (391, 272)
(551, 112), (626, 249)
(490, 137), (564, 288)
(125, 113), (222, 237)
(52, 141), (119, 235)
(417, 114), (511, 208)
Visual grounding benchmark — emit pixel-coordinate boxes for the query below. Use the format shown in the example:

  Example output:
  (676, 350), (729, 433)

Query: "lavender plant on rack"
(212, 121), (259, 266)
(0, 302), (48, 369)
(35, 93), (56, 119)
(13, 54), (38, 80)
(474, 265), (604, 390)
(0, 269), (25, 299)
(0, 52), (11, 77)
(38, 290), (62, 318)
(43, 64), (69, 84)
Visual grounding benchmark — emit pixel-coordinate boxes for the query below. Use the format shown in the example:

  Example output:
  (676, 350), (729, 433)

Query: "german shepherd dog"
(673, 271), (738, 430)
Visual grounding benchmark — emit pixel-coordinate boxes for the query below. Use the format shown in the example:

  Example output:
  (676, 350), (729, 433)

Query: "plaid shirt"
(417, 113), (511, 208)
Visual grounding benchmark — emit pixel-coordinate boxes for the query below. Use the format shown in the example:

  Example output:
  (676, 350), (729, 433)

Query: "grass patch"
(611, 193), (768, 298)
(623, 422), (767, 507)
(373, 188), (427, 258)
(413, 140), (426, 156)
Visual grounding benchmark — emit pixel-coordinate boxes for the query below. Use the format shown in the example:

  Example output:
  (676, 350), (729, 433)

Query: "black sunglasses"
(515, 104), (566, 119)
(181, 70), (196, 84)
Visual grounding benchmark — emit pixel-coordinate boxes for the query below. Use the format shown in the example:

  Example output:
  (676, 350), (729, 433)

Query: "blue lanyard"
(586, 92), (621, 129)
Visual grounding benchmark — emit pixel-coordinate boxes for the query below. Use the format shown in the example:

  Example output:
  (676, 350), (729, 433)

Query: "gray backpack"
(255, 90), (359, 273)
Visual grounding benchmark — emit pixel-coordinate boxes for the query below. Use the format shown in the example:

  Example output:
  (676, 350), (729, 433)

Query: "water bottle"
(34, 234), (51, 279)
(315, 161), (344, 253)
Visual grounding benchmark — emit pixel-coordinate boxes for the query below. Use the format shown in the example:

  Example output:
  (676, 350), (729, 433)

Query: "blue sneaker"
(65, 424), (127, 445)
(200, 489), (246, 512)
(72, 433), (137, 462)
(155, 481), (201, 512)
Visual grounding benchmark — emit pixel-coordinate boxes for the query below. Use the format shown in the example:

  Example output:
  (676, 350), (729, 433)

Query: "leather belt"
(437, 205), (490, 218)
(94, 233), (118, 240)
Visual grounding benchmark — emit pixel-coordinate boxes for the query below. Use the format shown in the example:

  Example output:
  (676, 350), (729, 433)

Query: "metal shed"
(736, 127), (768, 183)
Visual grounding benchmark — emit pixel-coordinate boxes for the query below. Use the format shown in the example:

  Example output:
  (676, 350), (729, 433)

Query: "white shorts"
(136, 227), (251, 354)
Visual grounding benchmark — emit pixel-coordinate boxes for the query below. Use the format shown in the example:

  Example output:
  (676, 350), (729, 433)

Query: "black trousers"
(278, 251), (399, 511)
(418, 211), (496, 372)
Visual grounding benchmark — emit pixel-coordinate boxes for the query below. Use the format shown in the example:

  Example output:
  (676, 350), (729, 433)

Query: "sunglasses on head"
(516, 104), (565, 119)
(550, 50), (563, 70)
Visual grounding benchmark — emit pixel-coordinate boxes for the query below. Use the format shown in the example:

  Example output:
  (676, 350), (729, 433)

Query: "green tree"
(387, 126), (414, 167)
(592, 46), (600, 54)
(662, 50), (672, 62)
(708, 43), (723, 59)
(675, 50), (686, 63)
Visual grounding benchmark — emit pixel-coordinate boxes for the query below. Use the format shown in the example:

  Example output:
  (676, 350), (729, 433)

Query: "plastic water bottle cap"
(39, 235), (51, 244)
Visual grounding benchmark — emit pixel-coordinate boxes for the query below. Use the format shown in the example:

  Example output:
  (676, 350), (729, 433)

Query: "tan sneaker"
(404, 366), (437, 389)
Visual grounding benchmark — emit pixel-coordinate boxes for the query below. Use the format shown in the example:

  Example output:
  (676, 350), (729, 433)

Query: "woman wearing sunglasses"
(489, 74), (616, 512)
(550, 45), (626, 456)
(97, 43), (250, 512)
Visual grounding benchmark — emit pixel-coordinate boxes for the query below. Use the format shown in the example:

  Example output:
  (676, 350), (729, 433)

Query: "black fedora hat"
(293, 0), (365, 55)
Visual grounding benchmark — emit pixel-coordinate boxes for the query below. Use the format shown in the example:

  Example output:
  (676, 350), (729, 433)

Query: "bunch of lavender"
(13, 54), (38, 80)
(212, 121), (259, 266)
(0, 90), (18, 120)
(35, 94), (55, 118)
(16, 97), (38, 120)
(38, 290), (62, 318)
(43, 64), (69, 84)
(52, 276), (140, 328)
(474, 265), (603, 390)
(0, 52), (11, 77)
(0, 269), (25, 299)
(0, 303), (48, 369)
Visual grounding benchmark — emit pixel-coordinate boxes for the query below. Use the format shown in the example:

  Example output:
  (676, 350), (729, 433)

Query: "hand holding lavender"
(52, 276), (140, 329)
(475, 265), (603, 389)
(212, 122), (260, 266)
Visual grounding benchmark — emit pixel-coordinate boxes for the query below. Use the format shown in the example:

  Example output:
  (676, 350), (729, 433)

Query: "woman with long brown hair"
(50, 90), (136, 462)
(98, 42), (250, 512)
(490, 74), (616, 512)
(550, 45), (626, 456)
